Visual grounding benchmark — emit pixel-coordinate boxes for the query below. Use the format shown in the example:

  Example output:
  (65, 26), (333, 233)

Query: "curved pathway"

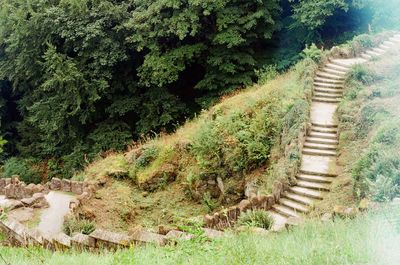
(268, 34), (400, 230)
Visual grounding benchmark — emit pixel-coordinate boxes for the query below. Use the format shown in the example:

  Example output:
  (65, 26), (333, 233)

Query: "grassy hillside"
(71, 57), (316, 230)
(337, 43), (400, 204)
(1, 205), (399, 265)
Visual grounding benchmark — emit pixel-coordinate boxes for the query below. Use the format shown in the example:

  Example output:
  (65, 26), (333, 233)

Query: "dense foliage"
(0, 0), (398, 178)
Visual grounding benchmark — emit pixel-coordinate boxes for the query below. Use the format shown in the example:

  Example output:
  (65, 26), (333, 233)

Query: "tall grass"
(1, 207), (399, 265)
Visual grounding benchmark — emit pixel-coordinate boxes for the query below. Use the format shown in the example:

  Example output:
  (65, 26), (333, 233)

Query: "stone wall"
(0, 176), (98, 200)
(204, 180), (289, 230)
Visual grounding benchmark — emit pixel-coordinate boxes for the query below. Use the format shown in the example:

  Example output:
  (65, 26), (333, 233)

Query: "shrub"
(202, 192), (218, 213)
(237, 209), (274, 230)
(368, 175), (399, 202)
(347, 65), (378, 85)
(301, 43), (323, 63)
(2, 157), (41, 184)
(135, 145), (159, 168)
(255, 65), (278, 85)
(63, 216), (95, 236)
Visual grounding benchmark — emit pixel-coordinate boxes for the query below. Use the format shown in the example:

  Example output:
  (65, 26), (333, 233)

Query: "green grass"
(1, 206), (399, 265)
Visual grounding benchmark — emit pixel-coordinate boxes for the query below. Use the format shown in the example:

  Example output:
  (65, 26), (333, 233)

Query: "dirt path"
(37, 191), (75, 236)
(267, 35), (400, 230)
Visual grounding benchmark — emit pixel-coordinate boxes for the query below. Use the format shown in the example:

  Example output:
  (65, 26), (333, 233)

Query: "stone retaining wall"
(0, 219), (221, 251)
(0, 176), (98, 200)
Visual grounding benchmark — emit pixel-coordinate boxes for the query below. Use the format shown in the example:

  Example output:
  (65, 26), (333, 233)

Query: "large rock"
(50, 178), (62, 190)
(52, 233), (71, 251)
(202, 228), (224, 239)
(165, 230), (193, 242)
(88, 229), (133, 250)
(71, 181), (83, 194)
(61, 179), (72, 192)
(71, 233), (91, 251)
(131, 229), (167, 246)
(1, 199), (23, 210)
(21, 193), (49, 208)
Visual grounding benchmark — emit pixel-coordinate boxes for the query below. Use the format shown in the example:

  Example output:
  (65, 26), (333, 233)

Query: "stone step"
(304, 142), (337, 151)
(306, 136), (339, 145)
(312, 97), (341, 104)
(296, 174), (334, 184)
(283, 192), (315, 206)
(289, 186), (324, 200)
(299, 169), (338, 178)
(389, 36), (400, 42)
(296, 180), (331, 191)
(361, 53), (372, 60)
(272, 204), (300, 218)
(328, 60), (353, 69)
(308, 131), (337, 140)
(378, 44), (390, 50)
(314, 92), (342, 99)
(310, 126), (338, 134)
(314, 87), (343, 95)
(316, 71), (346, 80)
(365, 50), (382, 56)
(383, 41), (396, 46)
(325, 63), (350, 72)
(314, 77), (345, 85)
(314, 82), (344, 89)
(372, 47), (386, 54)
(267, 210), (288, 231)
(322, 67), (347, 76)
(302, 147), (337, 157)
(311, 123), (338, 129)
(280, 198), (310, 213)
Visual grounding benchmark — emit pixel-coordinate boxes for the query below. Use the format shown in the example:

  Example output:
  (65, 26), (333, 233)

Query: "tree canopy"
(0, 0), (398, 177)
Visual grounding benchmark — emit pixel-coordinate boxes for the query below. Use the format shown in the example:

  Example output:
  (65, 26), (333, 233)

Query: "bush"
(301, 44), (323, 63)
(347, 65), (378, 85)
(255, 65), (278, 85)
(237, 209), (274, 230)
(63, 216), (95, 236)
(135, 145), (159, 168)
(2, 157), (41, 184)
(367, 175), (400, 202)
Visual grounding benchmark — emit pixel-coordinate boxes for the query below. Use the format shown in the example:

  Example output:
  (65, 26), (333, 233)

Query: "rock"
(32, 184), (44, 194)
(204, 214), (214, 227)
(4, 184), (16, 199)
(359, 198), (371, 211)
(334, 205), (359, 219)
(2, 199), (23, 210)
(157, 225), (175, 235)
(202, 228), (224, 239)
(165, 230), (193, 241)
(141, 191), (149, 197)
(131, 229), (167, 246)
(77, 192), (90, 204)
(52, 233), (71, 250)
(61, 179), (72, 192)
(343, 207), (359, 219)
(71, 181), (83, 194)
(321, 213), (333, 222)
(71, 233), (90, 251)
(238, 199), (251, 212)
(88, 229), (133, 249)
(21, 193), (48, 208)
(50, 178), (62, 190)
(245, 181), (257, 198)
(69, 198), (80, 211)
(24, 184), (36, 197)
(216, 177), (224, 194)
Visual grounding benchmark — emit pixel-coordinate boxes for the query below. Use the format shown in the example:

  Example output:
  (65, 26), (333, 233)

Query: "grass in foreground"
(1, 206), (399, 265)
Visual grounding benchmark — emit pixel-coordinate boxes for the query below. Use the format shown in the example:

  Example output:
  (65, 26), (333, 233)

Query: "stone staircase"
(268, 34), (400, 231)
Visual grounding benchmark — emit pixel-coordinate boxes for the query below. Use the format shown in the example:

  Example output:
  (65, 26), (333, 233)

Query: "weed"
(255, 65), (278, 85)
(202, 192), (218, 213)
(301, 43), (323, 63)
(237, 209), (274, 230)
(63, 216), (95, 236)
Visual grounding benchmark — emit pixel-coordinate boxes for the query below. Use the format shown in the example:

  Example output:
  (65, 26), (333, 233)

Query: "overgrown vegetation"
(63, 216), (96, 236)
(338, 50), (400, 202)
(237, 209), (274, 230)
(0, 0), (398, 179)
(1, 206), (399, 264)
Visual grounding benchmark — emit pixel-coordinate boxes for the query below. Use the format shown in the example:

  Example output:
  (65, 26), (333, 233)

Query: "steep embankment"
(72, 58), (314, 231)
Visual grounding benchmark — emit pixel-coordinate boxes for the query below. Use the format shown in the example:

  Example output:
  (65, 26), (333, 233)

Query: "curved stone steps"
(265, 34), (400, 230)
